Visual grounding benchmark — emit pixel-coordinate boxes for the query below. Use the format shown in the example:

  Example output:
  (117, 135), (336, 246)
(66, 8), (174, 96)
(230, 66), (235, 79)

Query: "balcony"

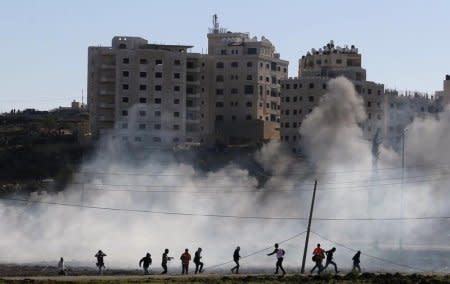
(99, 103), (115, 109)
(100, 77), (115, 83)
(99, 90), (115, 96)
(101, 64), (115, 69)
(187, 67), (201, 73)
(186, 106), (200, 111)
(99, 116), (114, 122)
(187, 93), (201, 98)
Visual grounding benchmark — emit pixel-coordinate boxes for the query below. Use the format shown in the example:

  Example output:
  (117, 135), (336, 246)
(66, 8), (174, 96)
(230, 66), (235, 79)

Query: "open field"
(1, 273), (449, 283)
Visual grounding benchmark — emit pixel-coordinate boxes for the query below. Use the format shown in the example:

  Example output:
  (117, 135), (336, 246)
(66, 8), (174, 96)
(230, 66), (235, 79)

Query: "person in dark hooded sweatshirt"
(231, 246), (241, 274)
(352, 251), (361, 273)
(139, 252), (152, 275)
(320, 247), (339, 274)
(193, 248), (204, 274)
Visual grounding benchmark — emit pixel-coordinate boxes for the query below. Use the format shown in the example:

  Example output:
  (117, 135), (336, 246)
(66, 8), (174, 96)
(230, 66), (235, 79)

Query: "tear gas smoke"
(0, 77), (448, 273)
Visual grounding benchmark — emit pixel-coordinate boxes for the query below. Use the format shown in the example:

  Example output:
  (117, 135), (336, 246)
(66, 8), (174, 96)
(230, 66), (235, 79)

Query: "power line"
(67, 173), (450, 194)
(2, 197), (449, 221)
(310, 231), (426, 272)
(208, 231), (307, 270)
(79, 161), (450, 179)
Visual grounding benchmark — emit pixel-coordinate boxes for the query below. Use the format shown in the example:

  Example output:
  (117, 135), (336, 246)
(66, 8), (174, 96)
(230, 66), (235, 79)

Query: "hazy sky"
(1, 0), (449, 112)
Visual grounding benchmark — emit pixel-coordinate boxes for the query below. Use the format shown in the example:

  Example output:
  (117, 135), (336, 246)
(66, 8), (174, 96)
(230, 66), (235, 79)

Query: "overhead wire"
(310, 231), (426, 272)
(2, 196), (449, 221)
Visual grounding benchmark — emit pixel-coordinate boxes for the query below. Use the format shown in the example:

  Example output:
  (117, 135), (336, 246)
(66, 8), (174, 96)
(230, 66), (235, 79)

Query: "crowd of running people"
(56, 244), (362, 276)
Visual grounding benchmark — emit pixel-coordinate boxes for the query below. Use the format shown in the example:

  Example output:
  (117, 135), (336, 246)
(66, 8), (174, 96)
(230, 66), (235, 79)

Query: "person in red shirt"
(180, 249), (191, 275)
(311, 243), (325, 274)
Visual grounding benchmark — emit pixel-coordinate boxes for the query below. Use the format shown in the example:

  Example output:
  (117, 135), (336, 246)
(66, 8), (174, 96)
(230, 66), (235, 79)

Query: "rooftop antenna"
(81, 89), (84, 106)
(212, 14), (219, 33)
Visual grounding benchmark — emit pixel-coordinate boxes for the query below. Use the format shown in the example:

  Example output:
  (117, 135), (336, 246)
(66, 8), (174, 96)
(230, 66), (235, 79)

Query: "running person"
(95, 250), (107, 275)
(311, 243), (325, 274)
(231, 246), (241, 274)
(194, 248), (204, 274)
(161, 249), (173, 274)
(352, 251), (361, 273)
(267, 243), (286, 275)
(320, 247), (339, 274)
(139, 253), (152, 275)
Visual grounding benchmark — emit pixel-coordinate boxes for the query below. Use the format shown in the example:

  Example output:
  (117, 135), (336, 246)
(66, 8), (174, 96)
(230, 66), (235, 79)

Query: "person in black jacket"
(320, 247), (339, 274)
(161, 249), (173, 274)
(231, 246), (241, 274)
(194, 248), (204, 274)
(139, 253), (152, 275)
(352, 251), (361, 273)
(95, 250), (106, 275)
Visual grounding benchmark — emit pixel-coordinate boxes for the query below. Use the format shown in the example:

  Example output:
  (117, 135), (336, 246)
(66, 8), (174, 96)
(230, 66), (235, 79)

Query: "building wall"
(279, 42), (385, 154)
(207, 31), (288, 145)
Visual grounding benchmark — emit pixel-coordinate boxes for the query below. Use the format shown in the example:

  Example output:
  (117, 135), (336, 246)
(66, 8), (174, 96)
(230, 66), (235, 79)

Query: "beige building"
(280, 41), (385, 154)
(88, 16), (288, 146)
(207, 16), (288, 144)
(88, 36), (213, 145)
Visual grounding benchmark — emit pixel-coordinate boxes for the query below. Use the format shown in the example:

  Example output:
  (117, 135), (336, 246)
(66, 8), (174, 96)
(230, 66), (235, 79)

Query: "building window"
(174, 86), (180, 92)
(247, 48), (257, 55)
(247, 61), (253, 67)
(246, 75), (253, 80)
(154, 72), (162, 78)
(173, 137), (179, 143)
(231, 88), (238, 94)
(139, 110), (146, 117)
(174, 59), (181, 65)
(171, 111), (179, 118)
(174, 99), (180, 104)
(216, 75), (224, 82)
(153, 137), (161, 142)
(309, 83), (314, 89)
(121, 123), (128, 129)
(322, 84), (327, 90)
(140, 72), (147, 78)
(336, 59), (342, 64)
(368, 89), (372, 94)
(139, 98), (146, 103)
(154, 98), (162, 104)
(216, 62), (224, 68)
(216, 115), (223, 121)
(122, 110), (128, 116)
(155, 85), (162, 91)
(244, 85), (254, 94)
(155, 111), (161, 117)
(139, 58), (148, 64)
(309, 96), (314, 102)
(173, 125), (180, 130)
(232, 115), (236, 120)
(122, 97), (129, 103)
(122, 84), (129, 90)
(216, 89), (224, 95)
(122, 58), (129, 64)
(285, 122), (290, 128)
(246, 115), (252, 120)
(367, 101), (372, 107)
(139, 124), (146, 130)
(216, 102), (224, 107)
(122, 71), (129, 77)
(377, 114), (382, 120)
(231, 62), (239, 68)
(155, 59), (162, 65)
(246, 102), (252, 107)
(174, 73), (180, 79)
(154, 124), (161, 130)
(139, 85), (147, 91)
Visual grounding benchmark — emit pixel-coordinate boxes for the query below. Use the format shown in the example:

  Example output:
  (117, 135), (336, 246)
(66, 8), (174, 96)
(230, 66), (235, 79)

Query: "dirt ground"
(1, 273), (449, 283)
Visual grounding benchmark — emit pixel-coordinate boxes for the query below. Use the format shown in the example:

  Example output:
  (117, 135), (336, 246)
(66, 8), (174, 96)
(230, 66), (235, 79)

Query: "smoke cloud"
(0, 77), (448, 273)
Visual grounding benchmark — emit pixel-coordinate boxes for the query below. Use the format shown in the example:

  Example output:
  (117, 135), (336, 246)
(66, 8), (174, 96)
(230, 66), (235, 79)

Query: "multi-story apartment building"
(207, 18), (288, 144)
(280, 41), (385, 154)
(88, 16), (288, 146)
(88, 36), (213, 145)
(435, 75), (450, 106)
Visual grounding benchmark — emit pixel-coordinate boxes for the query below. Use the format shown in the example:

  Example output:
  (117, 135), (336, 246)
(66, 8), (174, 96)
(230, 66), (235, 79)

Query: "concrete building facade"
(88, 36), (213, 146)
(280, 41), (385, 154)
(207, 19), (288, 144)
(88, 17), (288, 147)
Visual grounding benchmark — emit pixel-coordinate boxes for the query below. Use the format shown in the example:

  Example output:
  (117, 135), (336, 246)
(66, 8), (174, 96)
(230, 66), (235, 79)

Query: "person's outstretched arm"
(267, 249), (277, 256)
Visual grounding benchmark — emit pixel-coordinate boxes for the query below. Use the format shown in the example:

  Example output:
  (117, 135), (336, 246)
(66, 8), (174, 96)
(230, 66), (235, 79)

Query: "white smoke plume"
(0, 77), (448, 273)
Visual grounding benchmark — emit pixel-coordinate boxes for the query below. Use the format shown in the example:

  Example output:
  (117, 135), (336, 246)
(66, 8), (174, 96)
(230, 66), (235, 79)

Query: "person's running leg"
(279, 258), (286, 275)
(195, 262), (199, 274)
(161, 263), (167, 274)
(199, 261), (204, 273)
(331, 261), (338, 273)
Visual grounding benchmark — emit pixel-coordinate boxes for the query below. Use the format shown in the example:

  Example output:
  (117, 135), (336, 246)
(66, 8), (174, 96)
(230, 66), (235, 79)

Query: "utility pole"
(301, 180), (318, 274)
